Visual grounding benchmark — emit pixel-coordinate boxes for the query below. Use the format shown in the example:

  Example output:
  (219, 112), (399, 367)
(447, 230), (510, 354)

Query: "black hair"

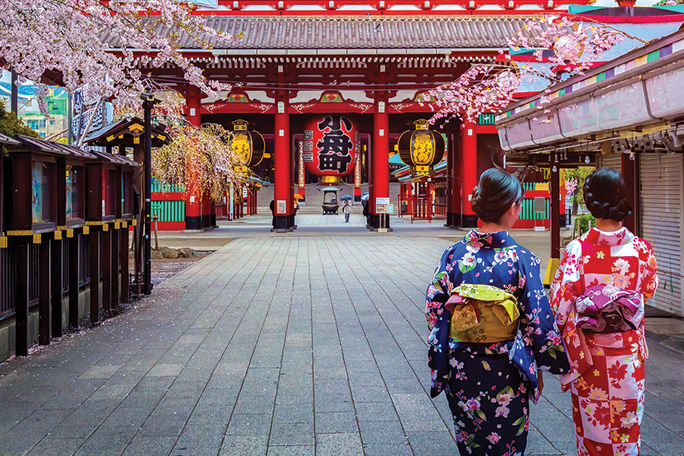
(471, 168), (524, 223)
(583, 167), (631, 221)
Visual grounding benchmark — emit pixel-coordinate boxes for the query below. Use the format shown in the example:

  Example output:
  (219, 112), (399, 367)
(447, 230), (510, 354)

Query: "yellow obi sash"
(447, 284), (520, 343)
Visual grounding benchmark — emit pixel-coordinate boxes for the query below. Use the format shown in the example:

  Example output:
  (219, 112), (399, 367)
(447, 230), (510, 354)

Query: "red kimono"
(550, 227), (658, 456)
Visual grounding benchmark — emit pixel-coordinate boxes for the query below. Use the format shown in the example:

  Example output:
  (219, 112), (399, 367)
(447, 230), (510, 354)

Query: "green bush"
(574, 214), (596, 237)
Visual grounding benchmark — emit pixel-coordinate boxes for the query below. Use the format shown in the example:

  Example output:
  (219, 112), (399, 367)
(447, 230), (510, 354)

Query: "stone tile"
(314, 412), (358, 434)
(225, 413), (272, 436)
(269, 421), (315, 446)
(218, 435), (268, 456)
(139, 412), (188, 436)
(27, 437), (83, 456)
(146, 363), (184, 377)
(358, 420), (407, 444)
(122, 435), (177, 456)
(266, 445), (314, 456)
(315, 433), (363, 456)
(363, 442), (413, 456)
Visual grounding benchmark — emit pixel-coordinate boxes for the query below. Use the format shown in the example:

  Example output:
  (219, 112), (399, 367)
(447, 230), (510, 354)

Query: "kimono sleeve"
(425, 246), (454, 331)
(638, 240), (659, 299)
(549, 240), (584, 328)
(518, 251), (569, 375)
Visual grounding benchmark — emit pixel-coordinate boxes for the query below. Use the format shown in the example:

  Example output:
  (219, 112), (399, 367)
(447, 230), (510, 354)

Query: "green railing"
(477, 113), (497, 125)
(151, 178), (185, 193)
(521, 197), (550, 220)
(151, 200), (186, 222)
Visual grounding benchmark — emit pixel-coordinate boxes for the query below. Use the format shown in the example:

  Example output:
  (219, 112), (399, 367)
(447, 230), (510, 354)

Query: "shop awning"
(496, 28), (684, 156)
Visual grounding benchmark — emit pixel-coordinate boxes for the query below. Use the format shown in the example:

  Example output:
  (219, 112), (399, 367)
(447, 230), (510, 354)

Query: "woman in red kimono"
(550, 168), (658, 456)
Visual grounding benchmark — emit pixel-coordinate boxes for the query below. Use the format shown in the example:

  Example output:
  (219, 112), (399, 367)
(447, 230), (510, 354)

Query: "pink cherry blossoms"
(0, 1), (237, 114)
(428, 16), (638, 125)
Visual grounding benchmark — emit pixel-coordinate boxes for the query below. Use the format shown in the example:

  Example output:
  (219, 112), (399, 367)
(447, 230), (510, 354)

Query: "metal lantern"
(397, 119), (446, 177)
(230, 119), (266, 172)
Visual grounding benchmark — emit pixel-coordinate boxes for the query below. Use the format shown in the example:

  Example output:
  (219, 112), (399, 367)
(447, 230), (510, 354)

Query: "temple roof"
(105, 16), (536, 51)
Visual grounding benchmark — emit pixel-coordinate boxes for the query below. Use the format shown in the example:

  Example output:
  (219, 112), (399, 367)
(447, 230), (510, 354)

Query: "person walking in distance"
(343, 200), (351, 223)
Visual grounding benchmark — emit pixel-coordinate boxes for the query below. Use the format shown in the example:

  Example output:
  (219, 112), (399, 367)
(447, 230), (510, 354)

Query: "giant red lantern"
(303, 115), (358, 184)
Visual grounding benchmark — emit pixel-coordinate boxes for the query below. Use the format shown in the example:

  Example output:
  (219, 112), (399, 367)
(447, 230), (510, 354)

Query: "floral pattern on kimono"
(426, 231), (569, 455)
(426, 230), (569, 400)
(550, 227), (658, 456)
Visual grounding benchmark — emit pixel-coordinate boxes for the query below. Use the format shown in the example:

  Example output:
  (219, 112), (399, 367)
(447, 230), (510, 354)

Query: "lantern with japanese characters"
(303, 116), (358, 184)
(397, 119), (446, 177)
(230, 119), (266, 173)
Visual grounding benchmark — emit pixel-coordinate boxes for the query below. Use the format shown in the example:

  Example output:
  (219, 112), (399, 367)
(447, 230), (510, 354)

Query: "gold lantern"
(230, 119), (266, 173)
(397, 119), (446, 177)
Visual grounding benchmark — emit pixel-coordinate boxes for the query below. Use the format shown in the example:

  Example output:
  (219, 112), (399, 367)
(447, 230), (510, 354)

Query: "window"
(31, 161), (52, 223)
(66, 165), (81, 219)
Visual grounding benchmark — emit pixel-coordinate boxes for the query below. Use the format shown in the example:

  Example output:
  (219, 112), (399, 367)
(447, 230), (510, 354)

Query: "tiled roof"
(105, 16), (532, 50)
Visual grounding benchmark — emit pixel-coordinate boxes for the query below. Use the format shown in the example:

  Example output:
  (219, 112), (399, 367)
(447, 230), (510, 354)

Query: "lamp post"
(141, 93), (157, 295)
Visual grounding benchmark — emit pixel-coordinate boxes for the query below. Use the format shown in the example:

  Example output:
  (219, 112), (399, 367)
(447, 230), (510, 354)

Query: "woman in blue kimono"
(426, 168), (569, 455)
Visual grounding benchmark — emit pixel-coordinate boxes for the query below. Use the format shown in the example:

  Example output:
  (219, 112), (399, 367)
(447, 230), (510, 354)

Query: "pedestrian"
(425, 168), (569, 456)
(269, 199), (275, 229)
(362, 199), (370, 228)
(550, 168), (658, 456)
(343, 200), (351, 223)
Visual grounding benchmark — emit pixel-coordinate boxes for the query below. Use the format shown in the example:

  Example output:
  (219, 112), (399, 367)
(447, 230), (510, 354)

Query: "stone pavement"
(1, 234), (683, 456)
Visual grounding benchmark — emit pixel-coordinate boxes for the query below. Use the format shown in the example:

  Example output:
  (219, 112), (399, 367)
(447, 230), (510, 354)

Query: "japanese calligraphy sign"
(303, 116), (358, 178)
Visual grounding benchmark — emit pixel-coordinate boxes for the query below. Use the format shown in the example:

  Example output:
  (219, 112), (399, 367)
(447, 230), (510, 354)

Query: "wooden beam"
(120, 229), (129, 304)
(68, 235), (80, 328)
(39, 239), (51, 346)
(89, 229), (100, 326)
(101, 229), (112, 316)
(51, 237), (63, 338)
(15, 241), (30, 356)
(111, 226), (120, 314)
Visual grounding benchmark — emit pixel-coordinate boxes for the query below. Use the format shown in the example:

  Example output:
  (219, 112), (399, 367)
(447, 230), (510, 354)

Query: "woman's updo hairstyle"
(583, 167), (631, 221)
(471, 168), (524, 223)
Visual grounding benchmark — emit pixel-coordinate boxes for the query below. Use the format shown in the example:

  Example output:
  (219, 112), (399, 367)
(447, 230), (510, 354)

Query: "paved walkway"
(1, 235), (683, 455)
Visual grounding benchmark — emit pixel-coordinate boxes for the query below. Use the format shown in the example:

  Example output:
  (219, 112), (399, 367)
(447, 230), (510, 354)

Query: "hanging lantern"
(397, 119), (446, 177)
(230, 119), (266, 173)
(303, 115), (358, 184)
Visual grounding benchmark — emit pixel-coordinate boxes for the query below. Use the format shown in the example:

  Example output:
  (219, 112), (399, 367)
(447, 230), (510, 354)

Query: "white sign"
(376, 197), (390, 214)
(386, 204), (394, 214)
(277, 200), (287, 214)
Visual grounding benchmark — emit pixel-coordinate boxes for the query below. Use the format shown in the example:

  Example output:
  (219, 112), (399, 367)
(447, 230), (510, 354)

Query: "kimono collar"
(584, 227), (635, 247)
(464, 230), (516, 249)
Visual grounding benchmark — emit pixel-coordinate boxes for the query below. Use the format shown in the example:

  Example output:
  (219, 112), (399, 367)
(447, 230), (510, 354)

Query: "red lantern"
(303, 116), (357, 183)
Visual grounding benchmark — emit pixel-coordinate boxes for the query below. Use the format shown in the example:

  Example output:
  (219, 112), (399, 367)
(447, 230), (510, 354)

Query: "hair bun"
(583, 167), (630, 222)
(471, 169), (524, 223)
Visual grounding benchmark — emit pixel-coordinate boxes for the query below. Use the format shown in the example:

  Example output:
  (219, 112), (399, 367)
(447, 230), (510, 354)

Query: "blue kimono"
(426, 230), (569, 455)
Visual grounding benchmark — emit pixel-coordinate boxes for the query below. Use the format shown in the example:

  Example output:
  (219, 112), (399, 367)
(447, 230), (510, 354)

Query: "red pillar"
(185, 85), (202, 230)
(459, 121), (478, 228)
(274, 97), (292, 231)
(446, 132), (459, 227)
(372, 98), (390, 231)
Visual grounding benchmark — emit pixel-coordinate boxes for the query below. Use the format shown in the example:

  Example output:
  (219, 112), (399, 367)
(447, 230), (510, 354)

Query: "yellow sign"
(33, 234), (41, 244)
(83, 226), (90, 235)
(54, 230), (62, 240)
(0, 236), (7, 249)
(67, 229), (74, 238)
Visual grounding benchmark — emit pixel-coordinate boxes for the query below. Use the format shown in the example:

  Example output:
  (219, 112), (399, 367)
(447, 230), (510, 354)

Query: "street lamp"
(140, 93), (157, 295)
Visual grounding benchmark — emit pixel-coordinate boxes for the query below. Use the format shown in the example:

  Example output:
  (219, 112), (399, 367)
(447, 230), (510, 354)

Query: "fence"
(151, 178), (186, 230)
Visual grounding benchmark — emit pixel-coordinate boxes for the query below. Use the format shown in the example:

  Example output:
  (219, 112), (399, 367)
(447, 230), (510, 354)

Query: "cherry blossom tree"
(0, 1), (237, 114)
(427, 15), (646, 124)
